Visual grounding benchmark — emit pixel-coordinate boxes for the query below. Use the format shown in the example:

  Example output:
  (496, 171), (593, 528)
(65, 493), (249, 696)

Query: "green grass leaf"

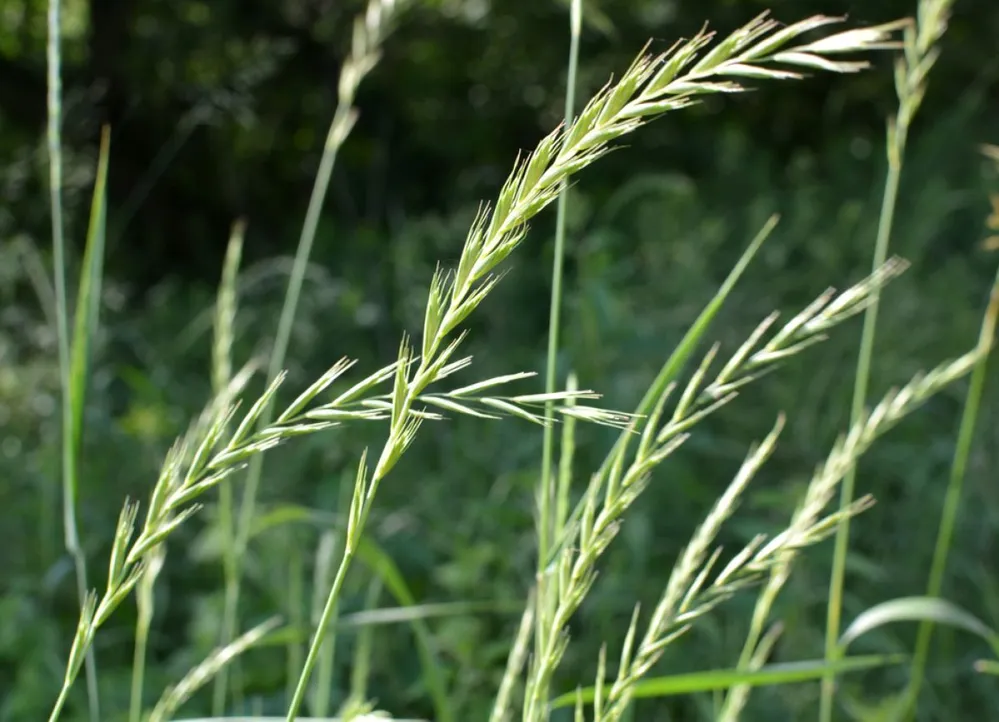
(550, 654), (905, 708)
(840, 596), (999, 660)
(548, 214), (778, 570)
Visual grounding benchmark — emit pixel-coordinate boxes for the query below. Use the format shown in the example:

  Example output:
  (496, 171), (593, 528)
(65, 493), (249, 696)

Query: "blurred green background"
(1, 0), (999, 719)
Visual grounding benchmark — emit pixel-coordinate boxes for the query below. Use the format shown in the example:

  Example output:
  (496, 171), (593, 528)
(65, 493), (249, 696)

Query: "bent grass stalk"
(822, 2), (955, 719)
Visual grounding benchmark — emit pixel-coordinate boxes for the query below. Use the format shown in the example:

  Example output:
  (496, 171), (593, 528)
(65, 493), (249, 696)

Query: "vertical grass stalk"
(285, 540), (305, 707)
(211, 222), (247, 714)
(904, 264), (999, 711)
(48, 0), (103, 711)
(539, 0), (583, 567)
(820, 123), (903, 722)
(536, 0), (583, 700)
(307, 529), (341, 716)
(223, 0), (403, 707)
(821, 5), (954, 719)
(129, 549), (164, 722)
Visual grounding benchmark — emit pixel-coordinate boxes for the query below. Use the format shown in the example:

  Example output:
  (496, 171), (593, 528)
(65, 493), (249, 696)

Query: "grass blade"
(54, 108), (112, 721)
(548, 214), (778, 570)
(627, 214), (779, 423)
(550, 654), (905, 708)
(537, 0), (583, 697)
(840, 596), (999, 660)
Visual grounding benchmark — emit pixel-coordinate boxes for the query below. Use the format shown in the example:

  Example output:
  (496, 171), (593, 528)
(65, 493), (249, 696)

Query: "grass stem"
(904, 264), (999, 712)
(223, 0), (402, 709)
(536, 0), (583, 704)
(47, 0), (99, 716)
(821, 6), (954, 716)
(820, 146), (902, 722)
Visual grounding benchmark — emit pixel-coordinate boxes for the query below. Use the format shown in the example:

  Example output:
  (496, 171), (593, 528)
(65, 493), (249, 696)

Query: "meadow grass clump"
(34, 0), (999, 720)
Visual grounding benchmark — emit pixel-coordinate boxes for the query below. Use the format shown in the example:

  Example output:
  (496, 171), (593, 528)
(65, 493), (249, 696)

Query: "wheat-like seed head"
(520, 257), (910, 722)
(595, 349), (981, 722)
(332, 0), (404, 146)
(300, 19), (910, 709)
(52, 353), (609, 715)
(419, 13), (905, 378)
(886, 0), (954, 159)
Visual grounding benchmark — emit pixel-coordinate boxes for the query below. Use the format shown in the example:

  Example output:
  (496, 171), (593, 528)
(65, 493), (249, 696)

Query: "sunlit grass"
(32, 4), (998, 722)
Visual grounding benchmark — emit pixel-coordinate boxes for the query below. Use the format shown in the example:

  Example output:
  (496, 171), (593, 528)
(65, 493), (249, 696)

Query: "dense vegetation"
(1, 0), (998, 721)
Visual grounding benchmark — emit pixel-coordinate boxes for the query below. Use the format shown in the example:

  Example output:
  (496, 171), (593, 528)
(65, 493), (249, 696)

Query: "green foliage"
(2, 1), (999, 722)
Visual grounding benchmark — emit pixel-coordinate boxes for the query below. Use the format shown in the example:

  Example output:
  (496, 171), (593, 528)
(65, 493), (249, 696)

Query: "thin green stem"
(286, 541), (305, 708)
(227, 76), (359, 710)
(212, 223), (246, 715)
(235, 99), (352, 559)
(822, 6), (955, 713)
(48, 684), (72, 722)
(308, 528), (341, 716)
(214, 479), (241, 714)
(309, 477), (352, 714)
(47, 0), (98, 717)
(129, 565), (158, 722)
(227, 0), (399, 699)
(286, 550), (355, 719)
(539, 0), (582, 572)
(905, 265), (999, 709)
(821, 141), (903, 722)
(286, 411), (404, 722)
(536, 0), (582, 690)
